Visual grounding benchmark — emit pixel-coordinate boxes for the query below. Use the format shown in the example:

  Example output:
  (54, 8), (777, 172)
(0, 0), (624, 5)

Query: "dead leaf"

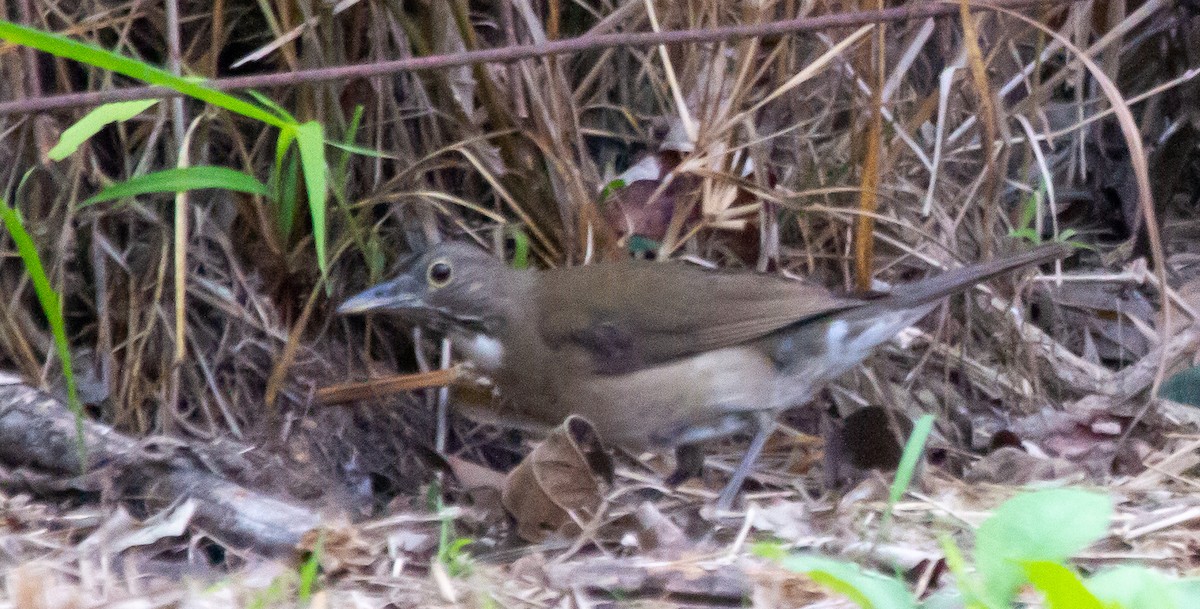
(501, 416), (609, 542)
(964, 446), (1086, 485)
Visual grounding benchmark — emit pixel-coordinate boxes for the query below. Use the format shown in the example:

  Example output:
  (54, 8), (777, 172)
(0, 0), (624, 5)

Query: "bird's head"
(337, 241), (514, 332)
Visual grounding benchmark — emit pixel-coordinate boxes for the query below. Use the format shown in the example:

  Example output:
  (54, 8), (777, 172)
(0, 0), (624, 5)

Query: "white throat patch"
(463, 334), (505, 372)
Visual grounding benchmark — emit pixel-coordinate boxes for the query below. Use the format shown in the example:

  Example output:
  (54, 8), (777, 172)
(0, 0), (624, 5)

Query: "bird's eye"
(427, 260), (453, 287)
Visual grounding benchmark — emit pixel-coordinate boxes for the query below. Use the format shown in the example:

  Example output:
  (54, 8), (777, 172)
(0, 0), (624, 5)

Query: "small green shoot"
(599, 177), (627, 201)
(0, 195), (86, 470)
(1008, 183), (1089, 250)
(297, 533), (322, 604)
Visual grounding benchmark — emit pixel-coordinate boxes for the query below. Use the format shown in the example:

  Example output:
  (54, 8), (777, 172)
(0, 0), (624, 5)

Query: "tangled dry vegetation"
(2, 0), (1200, 606)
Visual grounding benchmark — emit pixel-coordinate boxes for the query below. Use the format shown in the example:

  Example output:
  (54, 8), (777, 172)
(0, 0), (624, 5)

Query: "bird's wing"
(536, 261), (863, 374)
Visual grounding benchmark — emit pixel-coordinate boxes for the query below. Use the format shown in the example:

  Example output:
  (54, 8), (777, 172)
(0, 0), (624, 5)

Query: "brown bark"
(0, 379), (321, 556)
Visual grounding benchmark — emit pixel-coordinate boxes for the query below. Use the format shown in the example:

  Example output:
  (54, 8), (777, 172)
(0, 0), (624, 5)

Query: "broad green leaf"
(1023, 561), (1104, 609)
(975, 489), (1112, 607)
(1172, 579), (1200, 606)
(49, 99), (158, 160)
(294, 121), (328, 282)
(83, 166), (268, 205)
(754, 547), (916, 609)
(0, 20), (284, 128)
(1159, 366), (1200, 407)
(1088, 566), (1200, 609)
(0, 196), (86, 468)
(917, 588), (965, 609)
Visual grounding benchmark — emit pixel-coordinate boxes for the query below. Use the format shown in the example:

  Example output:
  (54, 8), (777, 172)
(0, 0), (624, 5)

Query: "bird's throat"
(459, 332), (505, 373)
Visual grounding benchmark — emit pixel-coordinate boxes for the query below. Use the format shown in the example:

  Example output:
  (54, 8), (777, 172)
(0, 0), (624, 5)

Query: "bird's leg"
(715, 412), (776, 511)
(665, 444), (704, 487)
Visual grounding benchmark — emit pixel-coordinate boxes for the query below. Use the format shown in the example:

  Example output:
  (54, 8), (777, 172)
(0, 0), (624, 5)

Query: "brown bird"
(339, 241), (1069, 509)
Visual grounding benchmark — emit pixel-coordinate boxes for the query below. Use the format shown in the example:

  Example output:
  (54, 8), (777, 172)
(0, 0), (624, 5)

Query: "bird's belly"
(529, 346), (779, 450)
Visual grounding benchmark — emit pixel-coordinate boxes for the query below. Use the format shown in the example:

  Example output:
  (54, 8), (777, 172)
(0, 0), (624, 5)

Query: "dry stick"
(0, 0), (1080, 116)
(853, 5), (886, 294)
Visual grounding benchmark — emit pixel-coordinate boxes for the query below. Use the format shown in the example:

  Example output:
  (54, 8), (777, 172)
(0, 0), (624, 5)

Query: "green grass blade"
(0, 20), (285, 128)
(272, 127), (299, 243)
(877, 414), (934, 538)
(48, 99), (159, 160)
(82, 166), (269, 205)
(327, 140), (398, 160)
(246, 90), (297, 123)
(889, 414), (934, 505)
(294, 121), (328, 283)
(0, 196), (86, 470)
(297, 533), (322, 603)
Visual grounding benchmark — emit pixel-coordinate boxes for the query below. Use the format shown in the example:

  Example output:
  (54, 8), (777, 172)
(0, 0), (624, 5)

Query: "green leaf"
(1023, 561), (1104, 609)
(0, 196), (86, 469)
(509, 226), (530, 269)
(82, 166), (268, 205)
(1158, 366), (1200, 407)
(600, 178), (627, 201)
(880, 414), (934, 541)
(328, 140), (398, 160)
(759, 550), (917, 609)
(246, 90), (296, 123)
(48, 99), (159, 160)
(294, 121), (328, 284)
(0, 20), (284, 128)
(1008, 227), (1040, 242)
(890, 414), (934, 506)
(1087, 566), (1200, 609)
(975, 489), (1112, 607)
(297, 533), (322, 603)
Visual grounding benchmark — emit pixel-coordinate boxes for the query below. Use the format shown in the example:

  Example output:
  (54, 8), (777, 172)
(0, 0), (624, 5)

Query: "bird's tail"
(881, 241), (1071, 310)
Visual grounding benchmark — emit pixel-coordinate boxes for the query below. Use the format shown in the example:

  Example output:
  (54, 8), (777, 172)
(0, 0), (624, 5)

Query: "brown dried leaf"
(501, 416), (609, 542)
(964, 446), (1086, 485)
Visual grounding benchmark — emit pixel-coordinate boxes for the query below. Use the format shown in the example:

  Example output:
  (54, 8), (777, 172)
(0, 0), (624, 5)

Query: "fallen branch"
(0, 375), (321, 556)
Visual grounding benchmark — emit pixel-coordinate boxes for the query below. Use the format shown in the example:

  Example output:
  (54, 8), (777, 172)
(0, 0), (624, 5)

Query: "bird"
(338, 240), (1070, 509)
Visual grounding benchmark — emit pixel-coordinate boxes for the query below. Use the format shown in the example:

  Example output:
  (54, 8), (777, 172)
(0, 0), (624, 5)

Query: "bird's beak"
(337, 275), (422, 315)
